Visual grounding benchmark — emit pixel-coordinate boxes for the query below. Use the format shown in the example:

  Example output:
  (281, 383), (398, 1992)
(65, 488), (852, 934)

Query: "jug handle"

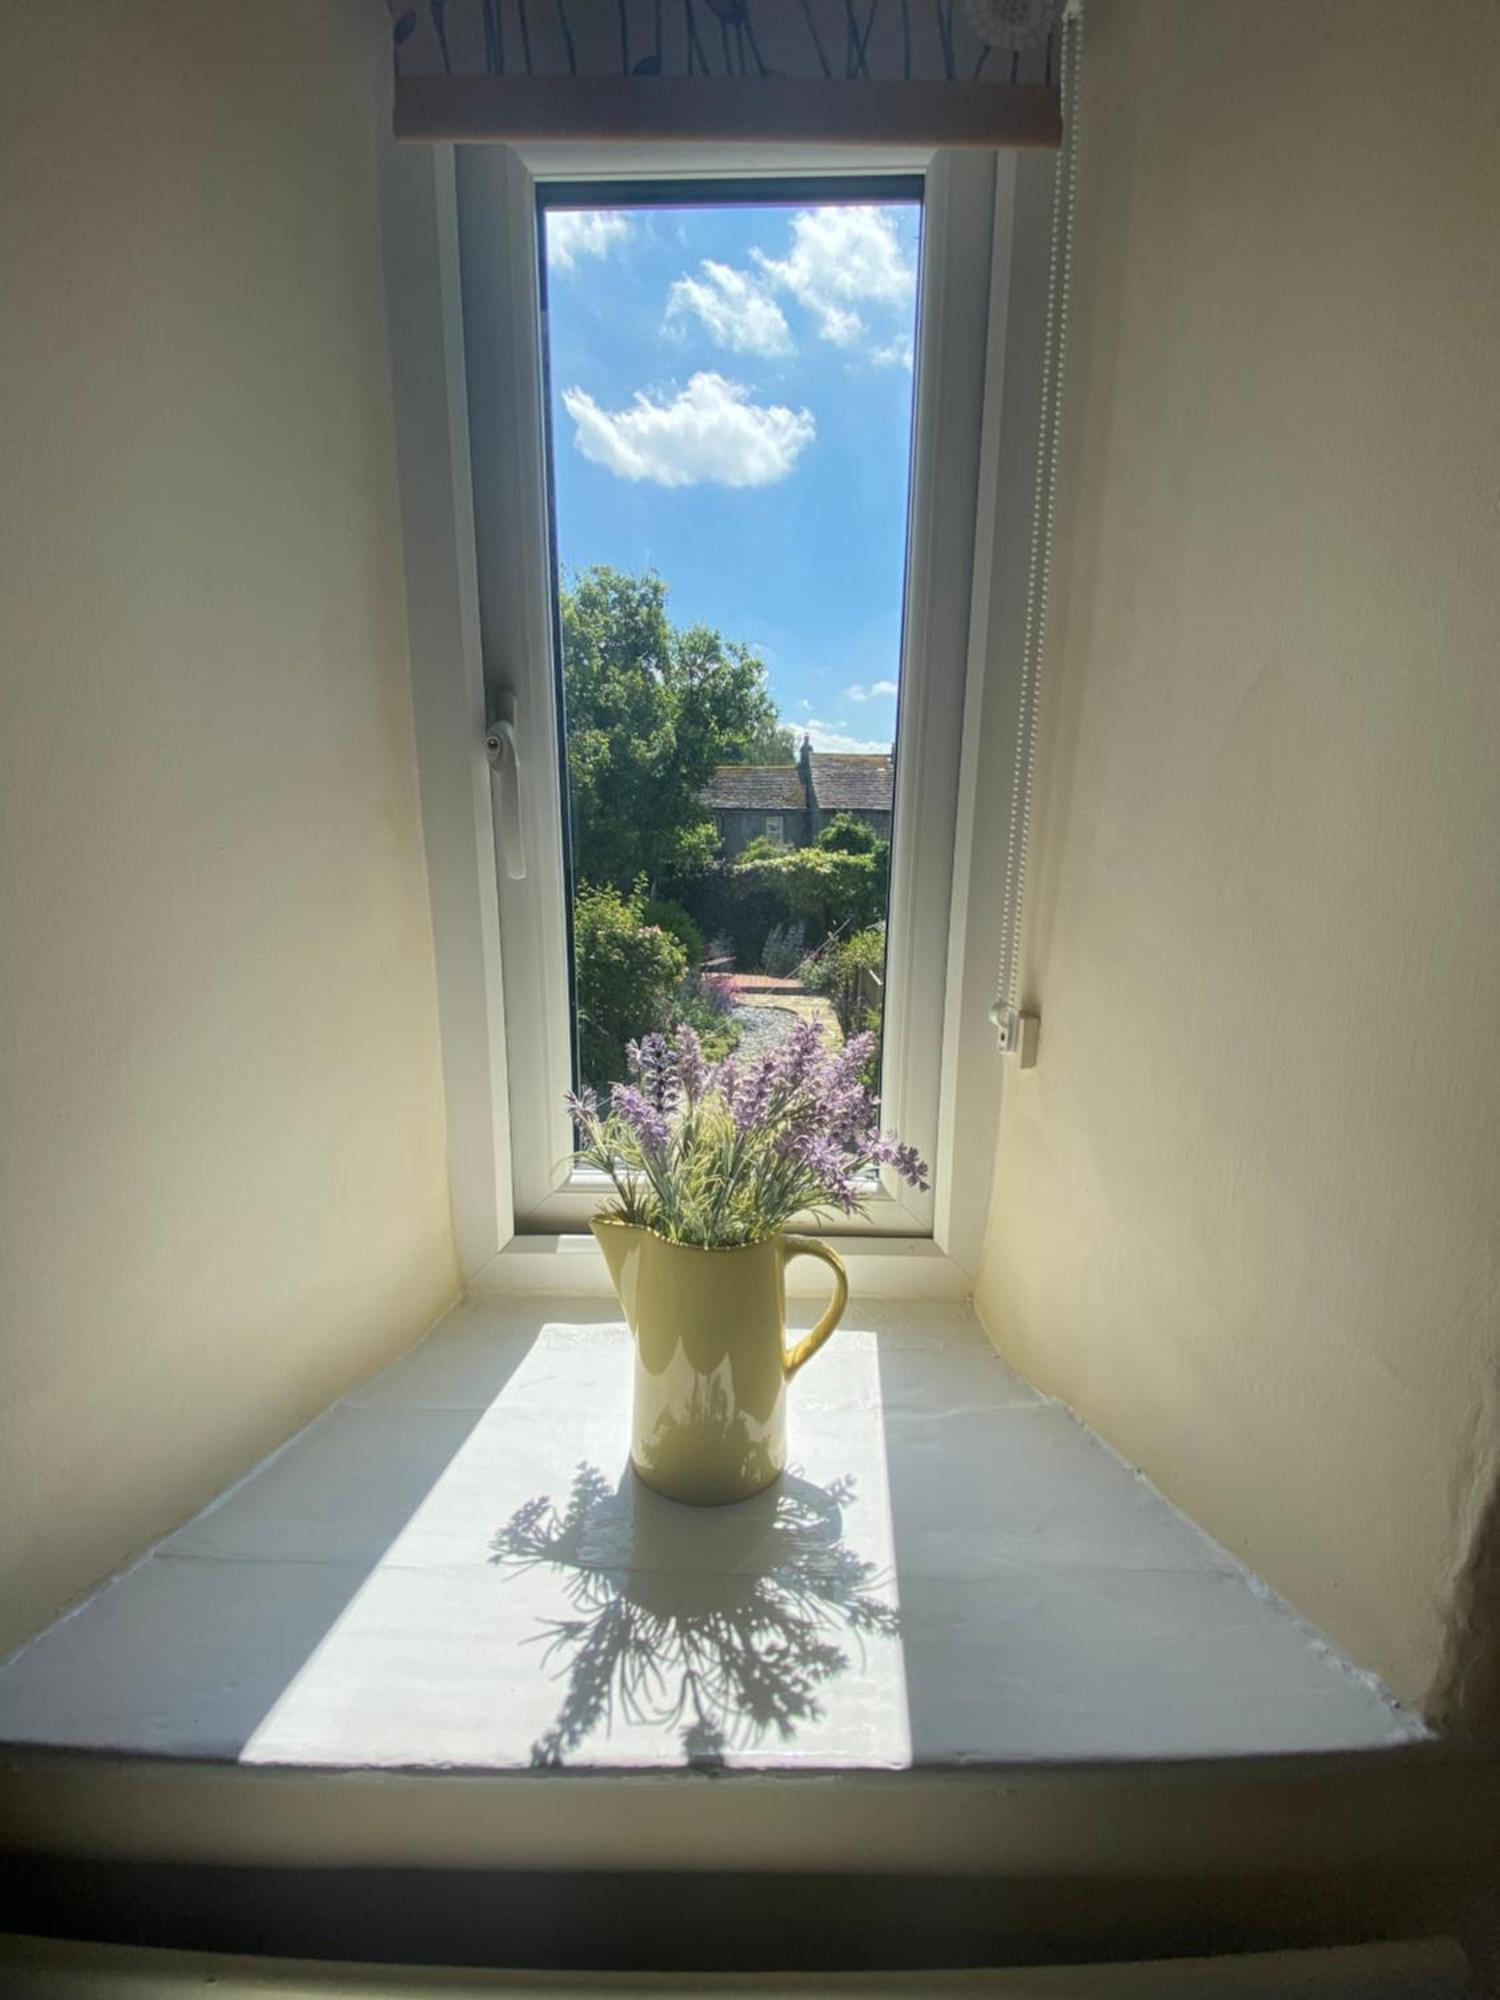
(780, 1235), (849, 1377)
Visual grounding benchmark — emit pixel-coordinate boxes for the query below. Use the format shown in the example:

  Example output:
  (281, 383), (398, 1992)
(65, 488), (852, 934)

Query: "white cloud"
(869, 334), (915, 370)
(804, 718), (893, 755)
(845, 679), (899, 703)
(547, 210), (632, 272)
(756, 207), (916, 350)
(560, 372), (814, 488)
(667, 261), (792, 357)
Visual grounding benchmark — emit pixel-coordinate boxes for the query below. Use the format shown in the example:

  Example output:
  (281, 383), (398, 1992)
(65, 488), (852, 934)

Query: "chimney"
(798, 732), (814, 809)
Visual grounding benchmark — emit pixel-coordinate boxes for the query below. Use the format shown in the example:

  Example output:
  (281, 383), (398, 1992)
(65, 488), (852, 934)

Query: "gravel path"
(729, 1003), (800, 1057)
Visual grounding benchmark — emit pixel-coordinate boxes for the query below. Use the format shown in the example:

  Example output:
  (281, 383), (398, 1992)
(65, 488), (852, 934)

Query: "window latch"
(484, 693), (527, 882)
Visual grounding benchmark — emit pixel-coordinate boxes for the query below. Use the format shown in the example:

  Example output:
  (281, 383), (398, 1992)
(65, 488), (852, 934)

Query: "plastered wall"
(0, 1), (459, 1657)
(975, 0), (1500, 1724)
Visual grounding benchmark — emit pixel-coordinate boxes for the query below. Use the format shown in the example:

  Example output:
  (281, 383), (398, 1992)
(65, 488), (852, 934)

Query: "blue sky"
(542, 199), (921, 755)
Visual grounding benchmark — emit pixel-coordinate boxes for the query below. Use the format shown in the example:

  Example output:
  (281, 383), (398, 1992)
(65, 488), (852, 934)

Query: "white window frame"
(381, 134), (1056, 1299)
(764, 814), (784, 845)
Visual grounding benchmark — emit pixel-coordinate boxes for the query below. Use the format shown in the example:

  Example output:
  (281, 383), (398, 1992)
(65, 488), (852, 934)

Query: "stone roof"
(701, 748), (895, 816)
(699, 764), (807, 811)
(808, 753), (894, 813)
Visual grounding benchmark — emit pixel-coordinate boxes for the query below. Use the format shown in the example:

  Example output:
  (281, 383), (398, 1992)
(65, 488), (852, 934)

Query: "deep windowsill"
(0, 1293), (1422, 1794)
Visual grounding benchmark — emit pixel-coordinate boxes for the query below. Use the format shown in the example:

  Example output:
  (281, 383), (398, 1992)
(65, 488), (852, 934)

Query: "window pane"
(539, 191), (920, 1110)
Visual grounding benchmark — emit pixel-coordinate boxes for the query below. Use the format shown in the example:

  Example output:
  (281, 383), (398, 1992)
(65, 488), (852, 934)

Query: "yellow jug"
(592, 1219), (848, 1506)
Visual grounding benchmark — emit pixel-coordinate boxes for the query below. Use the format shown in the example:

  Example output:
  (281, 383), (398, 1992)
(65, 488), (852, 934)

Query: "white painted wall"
(975, 0), (1500, 1720)
(0, 0), (459, 1656)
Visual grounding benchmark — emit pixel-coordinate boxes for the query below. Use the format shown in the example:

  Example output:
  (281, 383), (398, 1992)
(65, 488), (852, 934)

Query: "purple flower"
(611, 1083), (670, 1154)
(780, 1130), (860, 1212)
(821, 1070), (877, 1147)
(564, 1086), (600, 1125)
(869, 1132), (930, 1191)
(779, 1018), (824, 1091)
(698, 972), (737, 1018)
(673, 1025), (708, 1106)
(570, 1014), (929, 1241)
(730, 1052), (776, 1132)
(834, 1031), (878, 1085)
(628, 1032), (678, 1116)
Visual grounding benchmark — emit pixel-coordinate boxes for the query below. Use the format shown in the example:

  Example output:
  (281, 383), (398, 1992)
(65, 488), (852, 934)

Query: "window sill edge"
(468, 1233), (971, 1303)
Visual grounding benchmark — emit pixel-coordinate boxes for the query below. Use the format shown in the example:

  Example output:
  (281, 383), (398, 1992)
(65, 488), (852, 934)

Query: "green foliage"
(815, 819), (890, 915)
(812, 818), (889, 917)
(668, 861), (789, 973)
(760, 921), (806, 977)
(669, 819), (722, 878)
(573, 880), (687, 1088)
(673, 974), (742, 1063)
(739, 832), (790, 863)
(561, 566), (788, 889)
(803, 925), (886, 1040)
(853, 1006), (883, 1094)
(673, 839), (889, 973)
(815, 813), (882, 856)
(735, 845), (885, 936)
(744, 720), (798, 763)
(642, 897), (704, 970)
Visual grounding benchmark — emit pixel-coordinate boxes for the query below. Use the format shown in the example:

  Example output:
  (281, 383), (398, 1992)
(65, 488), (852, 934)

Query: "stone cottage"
(700, 735), (894, 860)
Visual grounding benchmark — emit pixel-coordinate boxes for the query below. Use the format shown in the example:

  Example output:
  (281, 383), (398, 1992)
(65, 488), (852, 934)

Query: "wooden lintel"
(395, 74), (1062, 150)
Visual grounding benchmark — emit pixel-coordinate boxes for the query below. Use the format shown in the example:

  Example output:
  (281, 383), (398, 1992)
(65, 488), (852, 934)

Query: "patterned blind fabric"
(392, 1), (1066, 87)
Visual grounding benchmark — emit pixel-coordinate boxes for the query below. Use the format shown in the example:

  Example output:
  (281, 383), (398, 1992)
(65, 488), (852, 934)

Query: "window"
(535, 181), (917, 1127)
(446, 145), (1036, 1257)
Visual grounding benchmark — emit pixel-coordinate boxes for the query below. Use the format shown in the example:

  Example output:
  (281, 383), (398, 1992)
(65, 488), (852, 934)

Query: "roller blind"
(391, 0), (1065, 147)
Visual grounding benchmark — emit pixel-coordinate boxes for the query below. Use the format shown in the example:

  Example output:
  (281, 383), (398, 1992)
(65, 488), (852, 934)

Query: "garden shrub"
(803, 924), (886, 1039)
(739, 832), (790, 862)
(736, 846), (885, 936)
(669, 839), (888, 971)
(642, 896), (704, 970)
(815, 813), (883, 856)
(573, 880), (687, 1088)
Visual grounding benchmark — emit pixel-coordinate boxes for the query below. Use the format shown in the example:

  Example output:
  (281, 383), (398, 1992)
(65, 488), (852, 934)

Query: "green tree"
(815, 815), (890, 910)
(816, 813), (882, 855)
(737, 712), (798, 765)
(671, 620), (796, 769)
(560, 567), (790, 889)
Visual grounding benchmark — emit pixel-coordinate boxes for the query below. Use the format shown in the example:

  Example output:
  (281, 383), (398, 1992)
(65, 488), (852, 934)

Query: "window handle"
(484, 694), (527, 882)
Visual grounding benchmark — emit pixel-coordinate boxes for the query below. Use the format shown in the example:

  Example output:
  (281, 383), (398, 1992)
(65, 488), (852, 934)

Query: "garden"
(559, 566), (890, 1098)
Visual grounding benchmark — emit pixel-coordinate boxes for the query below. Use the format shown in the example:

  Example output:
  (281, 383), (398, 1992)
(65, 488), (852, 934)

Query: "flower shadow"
(490, 1464), (897, 1767)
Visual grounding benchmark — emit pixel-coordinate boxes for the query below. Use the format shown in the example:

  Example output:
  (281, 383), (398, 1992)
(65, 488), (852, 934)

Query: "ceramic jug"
(592, 1219), (848, 1506)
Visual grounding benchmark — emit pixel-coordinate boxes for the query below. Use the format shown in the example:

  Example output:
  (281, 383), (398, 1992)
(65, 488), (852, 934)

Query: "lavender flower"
(673, 1025), (708, 1107)
(610, 1083), (670, 1154)
(778, 1130), (861, 1212)
(729, 1053), (776, 1132)
(626, 1033), (678, 1117)
(777, 1017), (824, 1092)
(697, 972), (738, 1018)
(570, 1019), (931, 1247)
(869, 1132), (930, 1191)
